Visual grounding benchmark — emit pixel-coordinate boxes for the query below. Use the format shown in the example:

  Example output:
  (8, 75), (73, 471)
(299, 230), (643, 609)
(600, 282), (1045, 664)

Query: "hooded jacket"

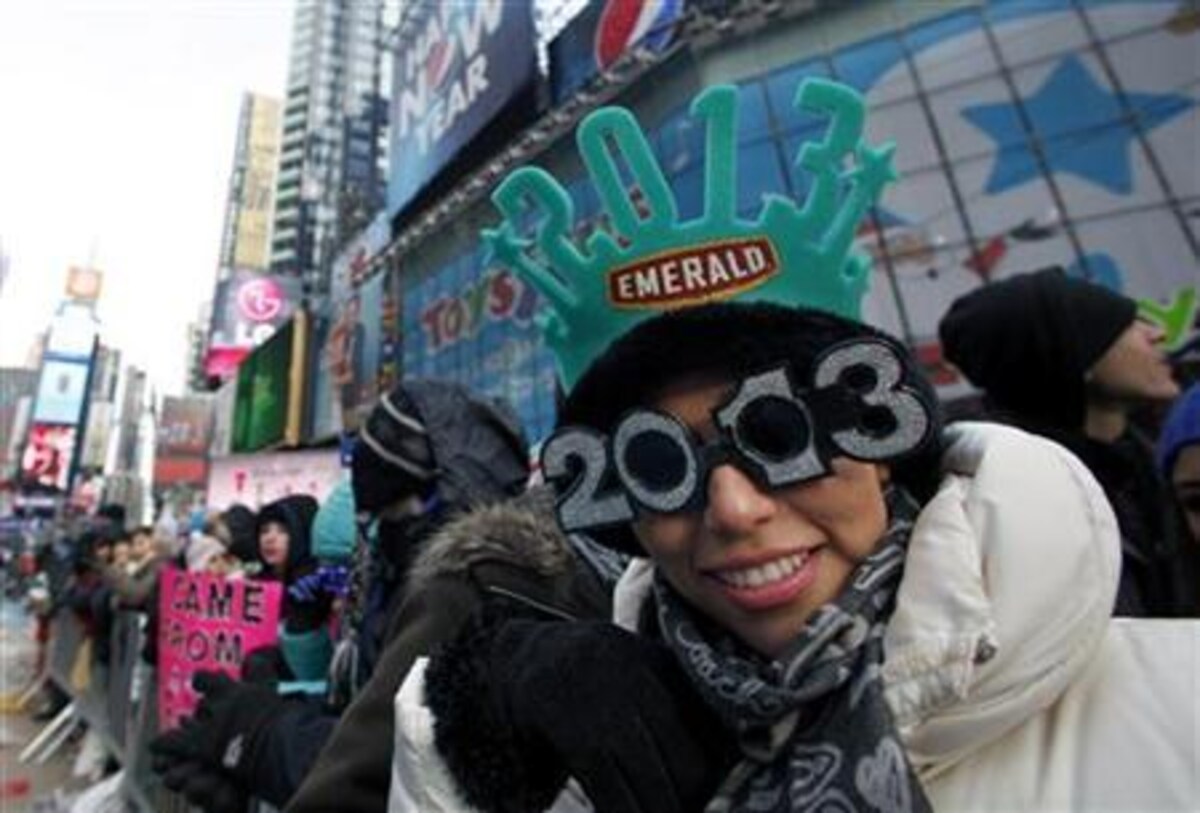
(939, 268), (1184, 616)
(287, 487), (613, 813)
(389, 423), (1200, 813)
(256, 494), (320, 582)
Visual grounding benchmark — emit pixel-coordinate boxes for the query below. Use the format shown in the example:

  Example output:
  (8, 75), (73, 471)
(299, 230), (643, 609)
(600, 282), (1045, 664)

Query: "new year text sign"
(157, 567), (282, 731)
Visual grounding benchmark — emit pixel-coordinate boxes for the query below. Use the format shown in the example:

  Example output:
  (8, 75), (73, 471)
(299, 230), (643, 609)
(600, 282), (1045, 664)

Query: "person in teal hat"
(387, 79), (1200, 813)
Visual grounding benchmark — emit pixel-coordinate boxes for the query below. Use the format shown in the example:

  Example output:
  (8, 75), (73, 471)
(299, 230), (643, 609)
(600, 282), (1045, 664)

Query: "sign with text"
(207, 448), (343, 511)
(549, 0), (684, 105)
(387, 0), (536, 217)
(205, 270), (302, 381)
(156, 568), (282, 731)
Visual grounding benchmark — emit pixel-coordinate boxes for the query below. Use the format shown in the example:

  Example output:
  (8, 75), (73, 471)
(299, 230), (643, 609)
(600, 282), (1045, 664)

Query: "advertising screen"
(387, 1), (536, 218)
(157, 396), (215, 458)
(205, 270), (302, 381)
(206, 448), (344, 511)
(230, 313), (308, 453)
(402, 246), (557, 442)
(33, 359), (91, 425)
(153, 395), (214, 490)
(329, 270), (397, 432)
(45, 303), (100, 360)
(549, 0), (685, 105)
(21, 423), (78, 491)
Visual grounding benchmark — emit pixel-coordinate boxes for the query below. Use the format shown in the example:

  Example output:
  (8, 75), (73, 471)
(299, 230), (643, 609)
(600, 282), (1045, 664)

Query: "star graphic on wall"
(961, 55), (1193, 195)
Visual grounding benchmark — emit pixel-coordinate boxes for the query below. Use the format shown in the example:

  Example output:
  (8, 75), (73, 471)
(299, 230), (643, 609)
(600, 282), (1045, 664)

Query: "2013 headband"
(541, 338), (935, 532)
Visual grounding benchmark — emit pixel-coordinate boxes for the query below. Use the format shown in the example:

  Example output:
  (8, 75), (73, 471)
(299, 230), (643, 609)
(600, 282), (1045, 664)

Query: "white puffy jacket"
(390, 423), (1200, 812)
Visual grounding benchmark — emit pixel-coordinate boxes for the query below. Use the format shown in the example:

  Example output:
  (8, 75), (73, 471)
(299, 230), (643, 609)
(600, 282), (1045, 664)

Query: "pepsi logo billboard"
(387, 1), (537, 219)
(550, 0), (685, 105)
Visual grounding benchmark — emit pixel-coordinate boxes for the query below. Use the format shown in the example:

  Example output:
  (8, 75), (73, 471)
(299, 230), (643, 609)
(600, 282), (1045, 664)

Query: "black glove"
(426, 615), (734, 813)
(150, 672), (287, 807)
(156, 752), (248, 813)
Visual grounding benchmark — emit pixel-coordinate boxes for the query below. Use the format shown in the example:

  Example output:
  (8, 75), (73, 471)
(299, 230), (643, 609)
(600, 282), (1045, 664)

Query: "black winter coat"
(283, 487), (615, 813)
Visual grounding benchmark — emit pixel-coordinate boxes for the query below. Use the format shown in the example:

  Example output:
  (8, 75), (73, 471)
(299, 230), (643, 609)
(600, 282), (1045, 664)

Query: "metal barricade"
(24, 608), (198, 813)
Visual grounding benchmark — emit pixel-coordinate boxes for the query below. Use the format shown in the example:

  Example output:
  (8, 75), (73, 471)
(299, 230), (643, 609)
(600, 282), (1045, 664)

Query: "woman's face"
(1172, 444), (1200, 544)
(1088, 319), (1179, 403)
(258, 521), (291, 570)
(633, 377), (890, 659)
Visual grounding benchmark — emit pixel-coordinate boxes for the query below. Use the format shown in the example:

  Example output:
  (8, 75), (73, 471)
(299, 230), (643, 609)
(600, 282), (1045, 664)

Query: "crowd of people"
(14, 76), (1200, 813)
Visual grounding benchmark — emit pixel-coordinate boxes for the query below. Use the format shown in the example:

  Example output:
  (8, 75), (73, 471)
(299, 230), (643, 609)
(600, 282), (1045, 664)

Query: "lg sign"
(595, 0), (683, 69)
(237, 277), (284, 323)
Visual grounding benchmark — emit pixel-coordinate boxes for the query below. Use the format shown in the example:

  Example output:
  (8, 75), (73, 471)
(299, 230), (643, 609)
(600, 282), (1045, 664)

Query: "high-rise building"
(219, 93), (282, 273)
(270, 0), (389, 305)
(185, 299), (213, 393)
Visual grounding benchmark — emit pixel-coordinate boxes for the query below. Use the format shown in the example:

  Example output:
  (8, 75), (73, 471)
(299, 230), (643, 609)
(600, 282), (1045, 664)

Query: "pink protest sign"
(156, 567), (282, 731)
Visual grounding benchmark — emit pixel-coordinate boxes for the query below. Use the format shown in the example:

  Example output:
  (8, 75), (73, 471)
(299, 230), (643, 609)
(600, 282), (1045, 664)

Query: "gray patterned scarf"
(654, 488), (931, 813)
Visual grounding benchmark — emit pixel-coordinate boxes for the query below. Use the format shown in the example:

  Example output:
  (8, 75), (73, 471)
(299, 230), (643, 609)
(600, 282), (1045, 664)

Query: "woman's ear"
(875, 464), (892, 487)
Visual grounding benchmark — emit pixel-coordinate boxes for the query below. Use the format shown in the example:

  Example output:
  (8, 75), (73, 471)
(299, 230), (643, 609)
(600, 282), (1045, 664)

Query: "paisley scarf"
(654, 488), (931, 813)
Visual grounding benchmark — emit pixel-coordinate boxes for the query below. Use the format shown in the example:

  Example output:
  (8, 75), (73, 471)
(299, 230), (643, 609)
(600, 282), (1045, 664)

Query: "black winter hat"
(559, 302), (944, 554)
(562, 302), (935, 433)
(938, 267), (1136, 431)
(256, 494), (319, 574)
(351, 385), (438, 515)
(221, 503), (259, 564)
(352, 380), (531, 516)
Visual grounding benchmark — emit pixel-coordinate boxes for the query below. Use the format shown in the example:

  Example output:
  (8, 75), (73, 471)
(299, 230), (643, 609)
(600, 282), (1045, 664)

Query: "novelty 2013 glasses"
(541, 338), (937, 532)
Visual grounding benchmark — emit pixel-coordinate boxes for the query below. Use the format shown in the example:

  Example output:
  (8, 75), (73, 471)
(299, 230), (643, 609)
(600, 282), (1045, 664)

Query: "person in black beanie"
(939, 266), (1186, 615)
(285, 379), (616, 813)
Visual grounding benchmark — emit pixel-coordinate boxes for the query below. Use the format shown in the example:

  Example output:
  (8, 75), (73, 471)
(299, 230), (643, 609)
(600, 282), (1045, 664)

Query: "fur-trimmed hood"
(406, 486), (573, 593)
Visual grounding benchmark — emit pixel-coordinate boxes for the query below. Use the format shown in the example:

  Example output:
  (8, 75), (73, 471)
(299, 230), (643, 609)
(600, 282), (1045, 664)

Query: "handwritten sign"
(156, 567), (282, 731)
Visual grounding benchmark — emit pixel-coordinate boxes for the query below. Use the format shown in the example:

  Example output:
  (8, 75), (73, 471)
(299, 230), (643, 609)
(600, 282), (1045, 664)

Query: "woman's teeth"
(716, 552), (808, 589)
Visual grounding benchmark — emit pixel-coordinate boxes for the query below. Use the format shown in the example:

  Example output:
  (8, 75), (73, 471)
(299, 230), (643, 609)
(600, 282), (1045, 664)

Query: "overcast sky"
(0, 0), (294, 397)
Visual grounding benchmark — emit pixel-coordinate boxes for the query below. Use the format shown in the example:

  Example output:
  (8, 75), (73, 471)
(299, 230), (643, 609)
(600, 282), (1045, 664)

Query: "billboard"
(387, 0), (537, 218)
(206, 448), (344, 511)
(329, 270), (397, 432)
(154, 396), (215, 490)
(33, 359), (91, 425)
(330, 212), (392, 305)
(204, 270), (302, 381)
(402, 247), (557, 441)
(157, 396), (215, 458)
(549, 0), (685, 105)
(231, 312), (308, 453)
(45, 302), (100, 360)
(65, 266), (103, 303)
(21, 423), (78, 491)
(232, 95), (281, 271)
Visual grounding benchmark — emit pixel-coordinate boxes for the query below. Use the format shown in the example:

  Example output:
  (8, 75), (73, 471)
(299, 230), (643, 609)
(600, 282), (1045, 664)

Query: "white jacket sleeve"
(924, 620), (1200, 812)
(389, 658), (595, 813)
(390, 658), (479, 813)
(884, 422), (1121, 775)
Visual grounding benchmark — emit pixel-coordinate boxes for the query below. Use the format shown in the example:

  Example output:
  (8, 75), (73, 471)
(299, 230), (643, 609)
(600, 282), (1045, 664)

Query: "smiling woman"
(386, 76), (1199, 813)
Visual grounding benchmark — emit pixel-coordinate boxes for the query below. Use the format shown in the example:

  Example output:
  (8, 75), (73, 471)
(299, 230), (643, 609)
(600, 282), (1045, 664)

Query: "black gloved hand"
(150, 672), (288, 796)
(156, 753), (248, 813)
(426, 615), (734, 813)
